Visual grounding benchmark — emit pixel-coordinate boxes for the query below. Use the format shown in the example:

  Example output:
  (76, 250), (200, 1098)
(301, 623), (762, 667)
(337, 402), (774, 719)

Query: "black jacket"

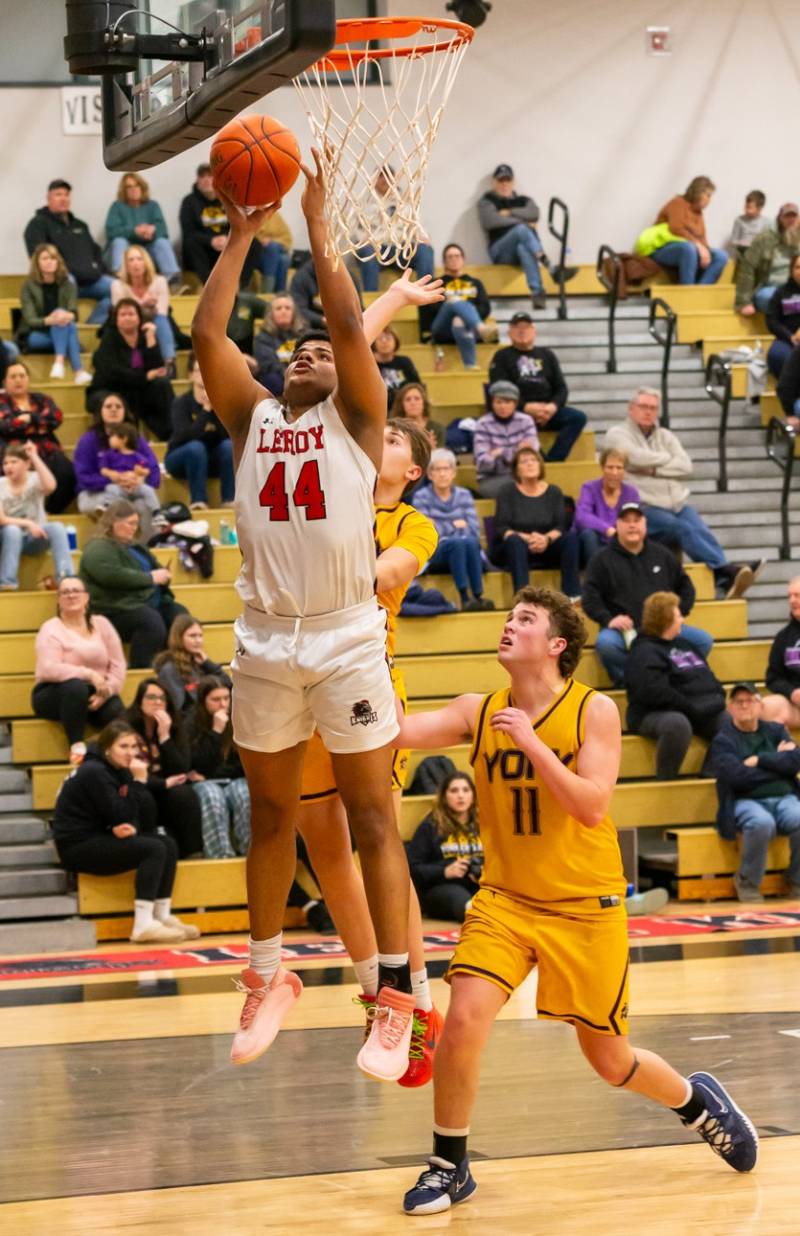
(178, 186), (229, 251)
(89, 327), (165, 399)
(290, 259), (362, 330)
(186, 721), (243, 780)
(378, 355), (420, 402)
(167, 390), (227, 452)
(253, 327), (300, 395)
(625, 634), (725, 732)
(706, 716), (800, 839)
(23, 207), (107, 285)
(766, 278), (800, 343)
(405, 813), (483, 895)
(52, 749), (156, 848)
(581, 536), (695, 629)
(418, 273), (491, 339)
(765, 616), (800, 699)
(777, 343), (800, 414)
(488, 345), (569, 409)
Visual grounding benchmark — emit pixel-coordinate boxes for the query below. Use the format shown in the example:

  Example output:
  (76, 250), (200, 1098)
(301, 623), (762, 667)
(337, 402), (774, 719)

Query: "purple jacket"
(574, 478), (640, 539)
(74, 426), (161, 494)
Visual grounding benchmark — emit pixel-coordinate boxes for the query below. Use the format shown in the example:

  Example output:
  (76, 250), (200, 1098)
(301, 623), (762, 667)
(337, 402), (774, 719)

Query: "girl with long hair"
(406, 772), (483, 922)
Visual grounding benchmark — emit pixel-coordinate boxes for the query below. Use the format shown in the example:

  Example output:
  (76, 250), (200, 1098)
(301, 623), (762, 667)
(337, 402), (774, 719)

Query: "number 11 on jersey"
(511, 786), (540, 836)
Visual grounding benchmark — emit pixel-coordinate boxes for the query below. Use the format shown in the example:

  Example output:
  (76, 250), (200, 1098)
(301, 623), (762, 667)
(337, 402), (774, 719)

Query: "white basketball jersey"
(234, 394), (378, 617)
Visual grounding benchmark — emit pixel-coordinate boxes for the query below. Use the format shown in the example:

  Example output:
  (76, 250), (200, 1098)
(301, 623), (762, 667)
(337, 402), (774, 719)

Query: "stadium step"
(0, 815), (50, 844)
(0, 915), (96, 955)
(0, 892), (80, 922)
(0, 867), (67, 897)
(0, 842), (57, 868)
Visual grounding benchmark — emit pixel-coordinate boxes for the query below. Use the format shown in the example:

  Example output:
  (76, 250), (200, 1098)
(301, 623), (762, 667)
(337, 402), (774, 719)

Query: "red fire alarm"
(646, 26), (671, 56)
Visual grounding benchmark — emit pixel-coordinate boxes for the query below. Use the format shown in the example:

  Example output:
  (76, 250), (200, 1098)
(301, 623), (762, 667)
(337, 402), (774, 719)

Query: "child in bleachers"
(0, 443), (73, 590)
(97, 421), (161, 516)
(728, 190), (771, 259)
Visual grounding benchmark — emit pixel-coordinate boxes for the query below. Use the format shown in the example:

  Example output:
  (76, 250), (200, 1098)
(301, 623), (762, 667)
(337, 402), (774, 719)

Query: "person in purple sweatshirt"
(74, 392), (161, 537)
(473, 380), (540, 498)
(574, 447), (640, 565)
(413, 449), (495, 611)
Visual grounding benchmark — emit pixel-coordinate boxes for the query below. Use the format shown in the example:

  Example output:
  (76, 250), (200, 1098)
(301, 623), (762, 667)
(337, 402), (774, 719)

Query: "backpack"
(407, 755), (457, 796)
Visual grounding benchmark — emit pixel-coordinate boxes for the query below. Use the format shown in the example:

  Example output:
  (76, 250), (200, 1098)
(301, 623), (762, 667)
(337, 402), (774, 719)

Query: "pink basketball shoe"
(230, 966), (303, 1065)
(356, 986), (416, 1082)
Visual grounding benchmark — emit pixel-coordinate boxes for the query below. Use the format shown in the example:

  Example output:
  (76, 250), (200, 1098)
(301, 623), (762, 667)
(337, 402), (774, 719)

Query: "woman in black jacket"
(625, 591), (727, 779)
(87, 299), (173, 439)
(253, 295), (308, 396)
(406, 772), (483, 922)
(126, 677), (204, 857)
(52, 719), (199, 943)
(186, 676), (250, 858)
(490, 447), (580, 596)
(163, 354), (233, 508)
(766, 254), (800, 378)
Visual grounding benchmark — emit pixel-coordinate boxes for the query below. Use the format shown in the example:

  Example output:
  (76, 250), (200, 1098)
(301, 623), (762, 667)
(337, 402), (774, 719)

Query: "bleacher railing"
(595, 244), (622, 374)
(547, 197), (570, 322)
(704, 353), (732, 494)
(766, 416), (797, 560)
(647, 297), (676, 430)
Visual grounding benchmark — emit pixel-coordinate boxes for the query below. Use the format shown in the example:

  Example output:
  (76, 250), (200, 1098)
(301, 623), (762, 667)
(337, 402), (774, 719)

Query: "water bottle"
(434, 347), (446, 373)
(219, 519), (231, 546)
(65, 524), (78, 552)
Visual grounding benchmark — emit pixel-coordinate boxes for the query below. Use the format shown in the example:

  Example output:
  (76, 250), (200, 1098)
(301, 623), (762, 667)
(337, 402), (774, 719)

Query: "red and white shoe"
(353, 992), (376, 1041)
(230, 966), (303, 1066)
(356, 986), (416, 1082)
(398, 1005), (444, 1088)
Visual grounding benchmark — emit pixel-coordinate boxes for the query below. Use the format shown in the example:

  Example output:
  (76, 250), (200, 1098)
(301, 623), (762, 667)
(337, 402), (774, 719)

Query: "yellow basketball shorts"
(448, 887), (630, 1037)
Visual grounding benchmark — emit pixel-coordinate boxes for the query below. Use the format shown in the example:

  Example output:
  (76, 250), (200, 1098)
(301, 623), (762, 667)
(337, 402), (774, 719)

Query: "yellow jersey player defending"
(399, 587), (758, 1214)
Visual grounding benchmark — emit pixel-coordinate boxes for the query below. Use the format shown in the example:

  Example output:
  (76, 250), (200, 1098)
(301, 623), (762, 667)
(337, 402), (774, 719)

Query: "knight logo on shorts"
(350, 699), (378, 726)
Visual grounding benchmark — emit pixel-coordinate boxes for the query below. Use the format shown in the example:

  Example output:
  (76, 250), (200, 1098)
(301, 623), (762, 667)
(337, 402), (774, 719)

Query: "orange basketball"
(210, 114), (301, 208)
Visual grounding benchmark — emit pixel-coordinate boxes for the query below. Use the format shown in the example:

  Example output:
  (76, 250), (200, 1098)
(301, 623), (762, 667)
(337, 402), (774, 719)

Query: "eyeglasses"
(142, 693), (166, 702)
(59, 588), (87, 597)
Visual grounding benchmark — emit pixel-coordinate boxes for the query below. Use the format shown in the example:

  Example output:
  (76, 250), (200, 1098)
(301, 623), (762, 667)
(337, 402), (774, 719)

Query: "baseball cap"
(617, 501), (644, 517)
(488, 380), (520, 402)
(729, 681), (759, 698)
(509, 311), (534, 325)
(779, 202), (799, 217)
(493, 163), (514, 180)
(48, 179), (72, 193)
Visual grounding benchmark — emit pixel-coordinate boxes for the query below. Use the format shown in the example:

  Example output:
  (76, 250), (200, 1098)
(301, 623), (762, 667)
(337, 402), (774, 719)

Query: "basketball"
(210, 113), (302, 208)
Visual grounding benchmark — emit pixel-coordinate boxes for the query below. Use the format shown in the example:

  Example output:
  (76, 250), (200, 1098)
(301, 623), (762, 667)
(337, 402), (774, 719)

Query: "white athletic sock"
(153, 898), (172, 923)
(378, 952), (409, 968)
(249, 933), (283, 985)
(133, 900), (155, 935)
(353, 954), (379, 997)
(411, 967), (433, 1012)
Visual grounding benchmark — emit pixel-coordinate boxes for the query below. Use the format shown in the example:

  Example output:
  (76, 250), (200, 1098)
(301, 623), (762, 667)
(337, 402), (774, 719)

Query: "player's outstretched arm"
(362, 270), (444, 345)
(191, 192), (273, 442)
(395, 693), (483, 751)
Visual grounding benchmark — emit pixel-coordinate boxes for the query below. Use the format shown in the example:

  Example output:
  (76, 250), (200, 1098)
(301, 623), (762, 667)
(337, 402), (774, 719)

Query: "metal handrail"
(766, 416), (797, 560)
(595, 244), (622, 374)
(704, 354), (732, 493)
(547, 196), (570, 322)
(647, 297), (676, 429)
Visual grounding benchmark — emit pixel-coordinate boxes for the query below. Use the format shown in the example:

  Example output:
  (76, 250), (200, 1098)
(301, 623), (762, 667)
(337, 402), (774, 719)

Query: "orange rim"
(310, 16), (474, 71)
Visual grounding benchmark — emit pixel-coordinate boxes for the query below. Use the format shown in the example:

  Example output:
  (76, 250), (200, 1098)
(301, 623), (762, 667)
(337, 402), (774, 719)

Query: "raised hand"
(388, 269), (445, 307)
(300, 147), (326, 223)
(216, 185), (278, 239)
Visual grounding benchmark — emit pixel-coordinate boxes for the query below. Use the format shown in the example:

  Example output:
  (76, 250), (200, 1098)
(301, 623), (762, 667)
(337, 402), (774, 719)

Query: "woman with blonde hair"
(155, 613), (231, 714)
(111, 244), (176, 373)
(390, 381), (445, 449)
(252, 294), (308, 395)
(649, 174), (728, 285)
(17, 244), (92, 384)
(105, 172), (180, 284)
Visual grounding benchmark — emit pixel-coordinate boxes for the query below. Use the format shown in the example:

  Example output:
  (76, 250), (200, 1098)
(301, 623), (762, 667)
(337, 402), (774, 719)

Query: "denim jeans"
(641, 503), (727, 569)
(75, 273), (114, 324)
(595, 622), (713, 687)
(577, 527), (606, 567)
(258, 240), (290, 292)
(541, 405), (587, 461)
(733, 794), (800, 887)
(153, 312), (176, 360)
(164, 438), (234, 504)
(488, 223), (544, 294)
(0, 521), (74, 587)
(430, 299), (483, 367)
(754, 284), (779, 313)
(107, 236), (180, 280)
(359, 241), (434, 293)
(427, 536), (485, 598)
(493, 529), (580, 596)
(26, 323), (83, 371)
(767, 339), (793, 379)
(650, 240), (728, 285)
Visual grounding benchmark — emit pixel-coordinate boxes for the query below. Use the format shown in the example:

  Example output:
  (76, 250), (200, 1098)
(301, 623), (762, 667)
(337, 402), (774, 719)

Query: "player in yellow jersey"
(398, 586), (758, 1213)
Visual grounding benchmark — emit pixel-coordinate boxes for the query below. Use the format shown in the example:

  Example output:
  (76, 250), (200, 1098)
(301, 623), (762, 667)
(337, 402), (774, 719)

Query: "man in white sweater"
(604, 388), (761, 599)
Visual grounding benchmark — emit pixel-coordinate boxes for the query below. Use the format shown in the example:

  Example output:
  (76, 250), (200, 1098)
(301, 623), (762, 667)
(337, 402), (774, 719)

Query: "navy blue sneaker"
(403, 1156), (476, 1215)
(685, 1072), (758, 1172)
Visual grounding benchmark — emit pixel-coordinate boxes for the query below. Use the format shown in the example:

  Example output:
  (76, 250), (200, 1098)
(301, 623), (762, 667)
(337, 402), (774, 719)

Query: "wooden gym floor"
(1, 910), (799, 1235)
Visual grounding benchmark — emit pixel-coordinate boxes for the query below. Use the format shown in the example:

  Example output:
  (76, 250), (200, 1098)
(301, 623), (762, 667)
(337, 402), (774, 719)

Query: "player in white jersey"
(192, 152), (434, 1081)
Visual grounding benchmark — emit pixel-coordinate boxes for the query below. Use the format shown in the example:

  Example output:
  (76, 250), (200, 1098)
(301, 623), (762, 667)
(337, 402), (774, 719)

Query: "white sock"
(353, 954), (379, 997)
(153, 898), (174, 923)
(411, 967), (433, 1012)
(133, 900), (154, 935)
(249, 933), (283, 984)
(378, 952), (409, 967)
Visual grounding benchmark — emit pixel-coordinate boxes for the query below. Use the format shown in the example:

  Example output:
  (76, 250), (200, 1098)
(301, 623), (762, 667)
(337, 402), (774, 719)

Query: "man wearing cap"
(477, 166), (573, 309)
(707, 682), (800, 903)
(488, 311), (587, 461)
(736, 203), (800, 315)
(473, 380), (540, 498)
(179, 164), (261, 286)
(581, 502), (712, 687)
(604, 387), (761, 599)
(24, 180), (113, 325)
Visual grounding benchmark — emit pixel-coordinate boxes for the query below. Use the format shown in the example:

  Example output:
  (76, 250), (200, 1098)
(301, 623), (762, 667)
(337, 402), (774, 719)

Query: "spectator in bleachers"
(736, 202), (800, 314)
(0, 360), (75, 512)
(412, 448), (494, 611)
(357, 166), (435, 293)
(87, 300), (173, 440)
(179, 163), (260, 286)
(389, 382), (445, 449)
(252, 295), (308, 395)
(97, 421), (161, 523)
(17, 244), (92, 384)
(80, 499), (187, 668)
(489, 447), (580, 598)
(418, 244), (494, 370)
(478, 164), (573, 309)
(23, 179), (113, 325)
(488, 312), (587, 461)
(105, 173), (180, 286)
(574, 447), (640, 564)
(604, 387), (760, 599)
(164, 355), (233, 510)
(625, 591), (726, 780)
(186, 675), (250, 859)
(727, 190), (771, 260)
(74, 392), (160, 531)
(761, 576), (800, 727)
(52, 719), (197, 943)
(777, 344), (800, 428)
(581, 502), (713, 687)
(707, 682), (800, 903)
(764, 255), (800, 378)
(256, 208), (292, 293)
(0, 444), (73, 591)
(0, 339), (14, 384)
(111, 245), (176, 377)
(126, 678), (204, 858)
(474, 380), (539, 498)
(647, 176), (727, 285)
(287, 257), (326, 329)
(154, 613), (231, 714)
(406, 772), (483, 923)
(371, 328), (420, 405)
(32, 575), (126, 764)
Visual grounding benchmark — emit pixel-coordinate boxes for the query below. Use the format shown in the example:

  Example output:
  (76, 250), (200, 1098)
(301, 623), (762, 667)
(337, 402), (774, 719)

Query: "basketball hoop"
(293, 17), (473, 268)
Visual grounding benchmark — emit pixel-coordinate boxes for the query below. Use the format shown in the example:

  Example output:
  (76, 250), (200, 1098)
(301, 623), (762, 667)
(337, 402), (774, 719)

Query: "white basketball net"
(293, 23), (470, 267)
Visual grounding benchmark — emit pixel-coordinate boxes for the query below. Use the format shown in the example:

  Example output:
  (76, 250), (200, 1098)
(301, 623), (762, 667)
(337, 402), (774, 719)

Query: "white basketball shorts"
(231, 598), (400, 755)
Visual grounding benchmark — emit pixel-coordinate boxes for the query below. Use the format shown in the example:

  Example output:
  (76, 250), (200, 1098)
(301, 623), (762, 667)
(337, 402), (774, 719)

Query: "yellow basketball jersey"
(375, 502), (438, 661)
(470, 681), (626, 903)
